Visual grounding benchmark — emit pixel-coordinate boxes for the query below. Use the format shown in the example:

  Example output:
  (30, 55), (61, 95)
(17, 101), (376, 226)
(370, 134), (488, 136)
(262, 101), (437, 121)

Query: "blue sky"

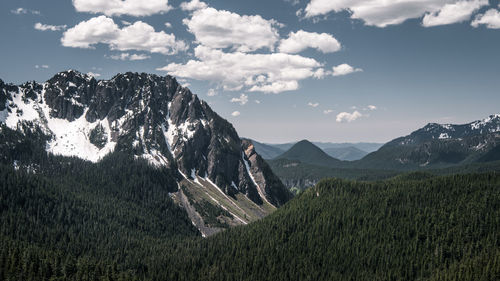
(1, 0), (499, 143)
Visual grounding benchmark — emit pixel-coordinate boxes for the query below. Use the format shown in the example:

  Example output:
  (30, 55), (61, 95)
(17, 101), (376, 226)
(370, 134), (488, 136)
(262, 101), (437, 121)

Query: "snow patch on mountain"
(42, 104), (116, 162)
(439, 133), (450, 139)
(5, 91), (41, 128)
(1, 86), (117, 163)
(470, 114), (500, 131)
(140, 149), (169, 167)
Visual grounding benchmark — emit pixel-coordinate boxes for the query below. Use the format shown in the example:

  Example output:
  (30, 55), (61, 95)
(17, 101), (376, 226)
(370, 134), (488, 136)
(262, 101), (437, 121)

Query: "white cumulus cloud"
(471, 8), (500, 29)
(336, 111), (363, 123)
(35, 65), (49, 69)
(207, 88), (218, 96)
(303, 0), (487, 27)
(157, 45), (322, 94)
(183, 7), (280, 52)
(180, 0), (208, 11)
(72, 0), (172, 17)
(422, 0), (487, 27)
(61, 16), (187, 55)
(332, 63), (363, 76)
(323, 109), (334, 114)
(279, 30), (341, 54)
(231, 111), (241, 117)
(108, 53), (151, 61)
(34, 23), (67, 31)
(367, 105), (377, 110)
(230, 93), (249, 105)
(308, 102), (319, 108)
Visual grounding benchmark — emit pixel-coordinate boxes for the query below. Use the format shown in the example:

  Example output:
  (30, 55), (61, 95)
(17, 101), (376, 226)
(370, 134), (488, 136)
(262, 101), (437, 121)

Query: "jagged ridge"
(0, 70), (290, 213)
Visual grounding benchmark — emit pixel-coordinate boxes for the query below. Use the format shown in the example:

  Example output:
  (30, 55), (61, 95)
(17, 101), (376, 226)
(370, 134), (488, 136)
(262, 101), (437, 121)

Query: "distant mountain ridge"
(247, 139), (382, 161)
(262, 114), (500, 191)
(358, 115), (500, 169)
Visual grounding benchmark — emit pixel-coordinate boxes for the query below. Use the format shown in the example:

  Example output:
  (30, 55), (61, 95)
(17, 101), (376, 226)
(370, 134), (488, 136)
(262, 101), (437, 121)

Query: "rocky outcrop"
(242, 140), (292, 207)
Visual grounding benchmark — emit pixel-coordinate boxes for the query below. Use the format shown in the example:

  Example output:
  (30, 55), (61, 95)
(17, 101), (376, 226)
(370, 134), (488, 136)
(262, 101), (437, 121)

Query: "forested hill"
(2, 166), (499, 280)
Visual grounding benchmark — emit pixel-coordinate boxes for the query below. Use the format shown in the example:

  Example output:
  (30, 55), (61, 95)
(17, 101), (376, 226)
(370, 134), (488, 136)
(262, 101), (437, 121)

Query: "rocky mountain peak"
(0, 70), (290, 210)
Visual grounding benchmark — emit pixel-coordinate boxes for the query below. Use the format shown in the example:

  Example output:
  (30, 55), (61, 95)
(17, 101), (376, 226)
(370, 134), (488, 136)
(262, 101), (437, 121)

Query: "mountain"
(274, 139), (342, 167)
(357, 115), (500, 169)
(0, 70), (290, 236)
(243, 138), (284, 159)
(323, 146), (368, 161)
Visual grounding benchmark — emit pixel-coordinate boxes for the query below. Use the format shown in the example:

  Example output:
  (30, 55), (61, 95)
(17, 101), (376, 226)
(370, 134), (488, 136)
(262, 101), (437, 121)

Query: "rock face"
(0, 70), (290, 208)
(242, 140), (292, 207)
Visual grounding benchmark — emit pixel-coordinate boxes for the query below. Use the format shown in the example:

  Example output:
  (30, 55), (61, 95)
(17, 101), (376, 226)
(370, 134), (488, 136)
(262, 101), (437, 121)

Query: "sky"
(1, 0), (499, 143)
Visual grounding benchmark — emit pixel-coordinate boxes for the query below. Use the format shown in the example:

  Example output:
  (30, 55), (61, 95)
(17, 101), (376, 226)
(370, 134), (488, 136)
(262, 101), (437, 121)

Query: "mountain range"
(265, 115), (500, 190)
(247, 139), (382, 161)
(0, 70), (291, 236)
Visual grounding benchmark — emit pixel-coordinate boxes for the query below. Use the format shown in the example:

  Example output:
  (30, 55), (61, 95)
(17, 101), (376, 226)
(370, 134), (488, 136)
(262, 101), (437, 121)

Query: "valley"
(3, 0), (500, 279)
(0, 70), (499, 281)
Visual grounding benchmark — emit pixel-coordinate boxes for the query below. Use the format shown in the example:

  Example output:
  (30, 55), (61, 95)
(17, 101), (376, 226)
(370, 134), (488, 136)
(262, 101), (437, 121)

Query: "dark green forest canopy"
(1, 156), (499, 281)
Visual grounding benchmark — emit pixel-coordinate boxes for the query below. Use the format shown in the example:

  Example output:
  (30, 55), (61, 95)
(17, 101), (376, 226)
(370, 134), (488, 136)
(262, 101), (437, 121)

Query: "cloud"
(471, 9), (500, 29)
(122, 20), (131, 26)
(180, 0), (208, 11)
(11, 8), (40, 15)
(183, 7), (280, 52)
(87, 72), (101, 77)
(164, 22), (172, 28)
(308, 102), (319, 107)
(332, 64), (363, 76)
(108, 53), (151, 60)
(230, 94), (249, 105)
(303, 0), (486, 27)
(61, 16), (187, 55)
(422, 0), (487, 27)
(249, 81), (299, 93)
(35, 65), (49, 69)
(285, 0), (300, 6)
(323, 109), (334, 114)
(367, 105), (377, 110)
(279, 30), (341, 54)
(158, 45), (322, 94)
(11, 8), (28, 14)
(255, 100), (261, 104)
(34, 23), (67, 31)
(72, 0), (172, 17)
(207, 88), (217, 96)
(336, 111), (362, 123)
(231, 111), (241, 117)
